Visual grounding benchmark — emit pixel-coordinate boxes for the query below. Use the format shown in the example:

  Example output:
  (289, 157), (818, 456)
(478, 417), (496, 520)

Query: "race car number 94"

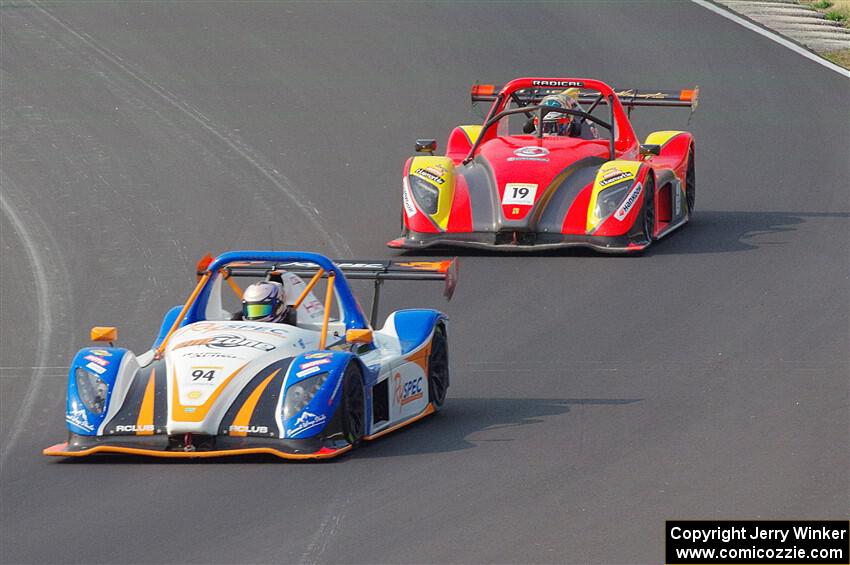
(502, 183), (537, 206)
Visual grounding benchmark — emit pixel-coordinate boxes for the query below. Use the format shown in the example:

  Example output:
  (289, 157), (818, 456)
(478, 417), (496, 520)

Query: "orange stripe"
(679, 89), (694, 101)
(135, 368), (157, 436)
(406, 344), (430, 373)
(319, 273), (335, 349)
(171, 363), (247, 422)
(293, 268), (324, 308)
(364, 403), (435, 441)
(156, 272), (210, 355)
(43, 442), (351, 460)
(228, 369), (280, 436)
(222, 271), (242, 298)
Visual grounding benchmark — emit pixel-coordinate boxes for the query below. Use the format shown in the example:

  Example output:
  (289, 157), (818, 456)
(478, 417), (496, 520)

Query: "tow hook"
(183, 432), (195, 452)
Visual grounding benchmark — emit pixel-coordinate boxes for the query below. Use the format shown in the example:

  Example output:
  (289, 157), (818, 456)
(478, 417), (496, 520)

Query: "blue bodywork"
(62, 251), (445, 443)
(66, 347), (127, 435)
(280, 351), (371, 439)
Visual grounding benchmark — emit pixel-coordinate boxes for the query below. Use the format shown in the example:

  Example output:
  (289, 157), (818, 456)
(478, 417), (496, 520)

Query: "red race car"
(388, 77), (698, 253)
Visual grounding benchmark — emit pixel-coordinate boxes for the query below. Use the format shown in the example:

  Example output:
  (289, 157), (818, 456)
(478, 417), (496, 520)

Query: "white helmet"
(241, 281), (286, 322)
(537, 89), (580, 136)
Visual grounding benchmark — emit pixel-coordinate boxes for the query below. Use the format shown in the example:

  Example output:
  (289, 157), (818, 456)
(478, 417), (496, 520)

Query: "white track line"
(29, 0), (351, 256)
(0, 190), (53, 470)
(691, 0), (850, 78)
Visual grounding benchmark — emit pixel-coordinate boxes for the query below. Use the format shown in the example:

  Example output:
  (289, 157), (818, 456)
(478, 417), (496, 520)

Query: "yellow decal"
(643, 131), (685, 148)
(459, 125), (483, 145)
(587, 161), (643, 233)
(408, 156), (456, 230)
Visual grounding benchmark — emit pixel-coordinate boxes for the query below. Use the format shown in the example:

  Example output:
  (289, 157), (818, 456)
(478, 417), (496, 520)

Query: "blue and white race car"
(44, 251), (456, 460)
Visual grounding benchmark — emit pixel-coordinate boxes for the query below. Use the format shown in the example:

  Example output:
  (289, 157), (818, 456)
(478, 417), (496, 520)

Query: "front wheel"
(427, 324), (449, 411)
(341, 363), (365, 445)
(642, 173), (656, 243)
(685, 147), (696, 215)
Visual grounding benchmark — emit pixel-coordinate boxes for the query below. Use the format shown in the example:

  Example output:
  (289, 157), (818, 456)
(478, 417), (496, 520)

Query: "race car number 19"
(502, 183), (537, 206)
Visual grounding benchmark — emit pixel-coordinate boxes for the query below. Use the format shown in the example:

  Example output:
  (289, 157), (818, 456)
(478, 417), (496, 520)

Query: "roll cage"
(464, 77), (643, 164)
(154, 251), (457, 356)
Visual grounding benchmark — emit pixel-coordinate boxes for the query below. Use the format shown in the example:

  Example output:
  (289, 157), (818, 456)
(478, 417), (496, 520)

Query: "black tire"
(685, 147), (696, 215)
(341, 363), (365, 445)
(642, 173), (656, 243)
(427, 324), (449, 410)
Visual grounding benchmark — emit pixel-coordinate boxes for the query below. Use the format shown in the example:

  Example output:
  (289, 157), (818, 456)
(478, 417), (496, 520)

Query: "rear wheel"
(685, 147), (696, 215)
(427, 324), (449, 411)
(341, 363), (365, 445)
(642, 173), (656, 243)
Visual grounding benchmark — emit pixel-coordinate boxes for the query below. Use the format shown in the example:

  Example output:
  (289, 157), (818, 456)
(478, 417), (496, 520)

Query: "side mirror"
(415, 139), (437, 155)
(345, 329), (373, 345)
(91, 326), (118, 345)
(639, 144), (661, 157)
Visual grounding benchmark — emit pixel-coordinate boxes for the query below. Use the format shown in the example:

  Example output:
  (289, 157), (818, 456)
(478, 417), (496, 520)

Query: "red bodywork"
(389, 77), (697, 253)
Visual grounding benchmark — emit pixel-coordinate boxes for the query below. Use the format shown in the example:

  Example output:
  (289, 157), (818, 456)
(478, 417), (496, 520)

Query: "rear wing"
(219, 258), (458, 326)
(471, 83), (699, 110)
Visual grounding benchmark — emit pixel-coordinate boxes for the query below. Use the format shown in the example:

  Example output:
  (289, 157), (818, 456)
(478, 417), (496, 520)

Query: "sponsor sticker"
(287, 411), (327, 437)
(614, 182), (643, 221)
(402, 180), (417, 218)
(90, 349), (112, 357)
(599, 167), (634, 187)
(187, 390), (203, 400)
(508, 146), (550, 162)
(615, 89), (665, 99)
(189, 322), (289, 337)
(172, 335), (275, 352)
(228, 424), (268, 434)
(85, 361), (106, 375)
(412, 166), (446, 185)
(514, 146), (549, 157)
(299, 358), (331, 371)
(115, 424), (155, 433)
(502, 183), (538, 206)
(66, 403), (94, 431)
(304, 352), (332, 360)
(84, 354), (109, 367)
(531, 80), (584, 87)
(181, 352), (238, 359)
(296, 365), (321, 379)
(394, 373), (424, 406)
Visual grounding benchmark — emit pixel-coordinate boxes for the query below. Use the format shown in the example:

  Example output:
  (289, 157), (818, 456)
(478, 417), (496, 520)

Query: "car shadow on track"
(390, 211), (848, 257)
(646, 211), (849, 256)
(351, 397), (642, 459)
(50, 398), (640, 464)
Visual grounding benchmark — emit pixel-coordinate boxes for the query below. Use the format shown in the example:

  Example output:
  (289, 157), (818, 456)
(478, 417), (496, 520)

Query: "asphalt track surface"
(1, 1), (848, 563)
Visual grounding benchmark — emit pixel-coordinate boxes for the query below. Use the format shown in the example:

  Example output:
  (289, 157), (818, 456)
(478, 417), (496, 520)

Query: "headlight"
(408, 175), (439, 214)
(282, 372), (329, 420)
(593, 182), (632, 221)
(75, 367), (108, 414)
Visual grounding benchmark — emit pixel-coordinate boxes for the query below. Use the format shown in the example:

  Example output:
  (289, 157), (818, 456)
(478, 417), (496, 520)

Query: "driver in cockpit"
(524, 89), (598, 139)
(236, 281), (297, 325)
